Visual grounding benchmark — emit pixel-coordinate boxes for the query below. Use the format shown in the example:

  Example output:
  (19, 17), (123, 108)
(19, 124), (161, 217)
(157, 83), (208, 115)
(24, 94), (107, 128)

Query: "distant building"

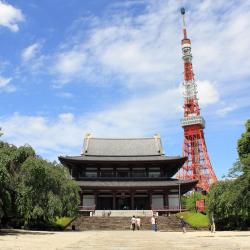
(59, 134), (197, 212)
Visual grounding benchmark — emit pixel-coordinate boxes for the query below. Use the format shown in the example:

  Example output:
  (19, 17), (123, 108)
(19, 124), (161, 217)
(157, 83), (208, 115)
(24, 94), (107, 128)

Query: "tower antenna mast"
(177, 7), (217, 192)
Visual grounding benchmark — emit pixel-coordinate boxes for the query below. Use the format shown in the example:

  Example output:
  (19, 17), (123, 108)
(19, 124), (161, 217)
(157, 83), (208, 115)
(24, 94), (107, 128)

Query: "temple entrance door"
(152, 194), (164, 209)
(134, 194), (150, 210)
(97, 196), (113, 210)
(116, 197), (131, 210)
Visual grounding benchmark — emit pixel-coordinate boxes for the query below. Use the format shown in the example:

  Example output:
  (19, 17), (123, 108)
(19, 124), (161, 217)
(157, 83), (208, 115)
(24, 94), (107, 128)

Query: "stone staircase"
(67, 215), (195, 231)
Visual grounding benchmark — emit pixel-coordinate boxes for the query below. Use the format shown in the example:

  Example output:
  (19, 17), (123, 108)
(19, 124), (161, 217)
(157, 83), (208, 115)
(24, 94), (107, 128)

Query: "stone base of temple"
(92, 210), (153, 217)
(78, 209), (187, 217)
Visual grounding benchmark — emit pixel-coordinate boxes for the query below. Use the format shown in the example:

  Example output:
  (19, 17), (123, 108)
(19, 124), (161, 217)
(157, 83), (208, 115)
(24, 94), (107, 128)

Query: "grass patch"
(176, 211), (209, 228)
(55, 217), (75, 229)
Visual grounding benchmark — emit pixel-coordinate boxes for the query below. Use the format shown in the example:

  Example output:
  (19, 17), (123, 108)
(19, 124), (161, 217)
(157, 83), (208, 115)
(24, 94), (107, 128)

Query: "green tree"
(183, 192), (205, 212)
(0, 162), (11, 224)
(0, 142), (35, 225)
(237, 119), (250, 167)
(16, 157), (80, 228)
(208, 119), (250, 229)
(0, 139), (80, 229)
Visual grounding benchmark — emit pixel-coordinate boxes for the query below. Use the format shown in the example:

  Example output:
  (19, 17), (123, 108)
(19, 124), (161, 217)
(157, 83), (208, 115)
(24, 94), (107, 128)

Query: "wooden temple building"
(59, 134), (197, 213)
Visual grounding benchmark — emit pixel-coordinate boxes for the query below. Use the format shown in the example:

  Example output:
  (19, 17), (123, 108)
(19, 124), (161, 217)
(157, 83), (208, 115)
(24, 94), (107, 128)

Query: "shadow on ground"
(0, 229), (54, 236)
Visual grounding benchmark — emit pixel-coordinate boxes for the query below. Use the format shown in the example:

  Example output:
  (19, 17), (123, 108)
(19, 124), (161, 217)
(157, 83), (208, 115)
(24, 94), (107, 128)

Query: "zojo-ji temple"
(59, 134), (197, 213)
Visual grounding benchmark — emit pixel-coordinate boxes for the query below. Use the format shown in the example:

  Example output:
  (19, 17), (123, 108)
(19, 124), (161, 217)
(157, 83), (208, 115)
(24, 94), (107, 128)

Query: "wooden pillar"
(113, 192), (116, 210)
(131, 191), (134, 210)
(80, 191), (84, 206)
(149, 191), (152, 209)
(94, 192), (98, 209)
(178, 183), (182, 212)
(164, 190), (168, 208)
(160, 167), (164, 177)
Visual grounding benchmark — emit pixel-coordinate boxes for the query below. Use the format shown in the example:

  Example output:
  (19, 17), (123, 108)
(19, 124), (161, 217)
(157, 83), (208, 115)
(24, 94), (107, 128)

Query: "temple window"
(100, 168), (114, 177)
(85, 167), (97, 177)
(148, 167), (161, 177)
(116, 168), (129, 177)
(79, 168), (85, 177)
(132, 168), (146, 177)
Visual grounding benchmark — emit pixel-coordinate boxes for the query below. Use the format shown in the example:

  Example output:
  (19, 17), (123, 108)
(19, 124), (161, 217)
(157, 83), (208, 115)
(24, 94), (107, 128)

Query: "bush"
(176, 211), (209, 228)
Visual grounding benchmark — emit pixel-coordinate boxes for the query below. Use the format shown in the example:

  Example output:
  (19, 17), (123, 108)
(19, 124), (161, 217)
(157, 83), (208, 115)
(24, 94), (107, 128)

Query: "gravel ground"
(0, 230), (249, 250)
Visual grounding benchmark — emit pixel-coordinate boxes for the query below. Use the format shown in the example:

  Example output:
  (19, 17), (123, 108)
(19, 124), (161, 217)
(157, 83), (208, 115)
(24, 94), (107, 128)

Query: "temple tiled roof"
(83, 135), (163, 156)
(59, 155), (186, 162)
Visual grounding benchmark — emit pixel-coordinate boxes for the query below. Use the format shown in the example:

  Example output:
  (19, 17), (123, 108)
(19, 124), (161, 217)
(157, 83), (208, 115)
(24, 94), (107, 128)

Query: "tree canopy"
(208, 119), (250, 230)
(237, 119), (250, 166)
(0, 140), (80, 229)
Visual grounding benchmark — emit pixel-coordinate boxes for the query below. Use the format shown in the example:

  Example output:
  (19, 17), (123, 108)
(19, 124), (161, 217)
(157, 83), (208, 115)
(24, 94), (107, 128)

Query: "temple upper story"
(59, 134), (187, 180)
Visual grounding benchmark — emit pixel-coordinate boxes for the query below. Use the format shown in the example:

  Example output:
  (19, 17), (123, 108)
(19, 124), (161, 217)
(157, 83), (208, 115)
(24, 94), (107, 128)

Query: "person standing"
(136, 217), (141, 230)
(154, 216), (158, 232)
(151, 215), (156, 231)
(131, 215), (136, 231)
(210, 212), (216, 234)
(180, 216), (186, 233)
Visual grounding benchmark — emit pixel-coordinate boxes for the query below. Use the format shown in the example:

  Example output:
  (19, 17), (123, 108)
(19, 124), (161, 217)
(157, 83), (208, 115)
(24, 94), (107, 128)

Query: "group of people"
(130, 215), (158, 231)
(130, 215), (141, 231)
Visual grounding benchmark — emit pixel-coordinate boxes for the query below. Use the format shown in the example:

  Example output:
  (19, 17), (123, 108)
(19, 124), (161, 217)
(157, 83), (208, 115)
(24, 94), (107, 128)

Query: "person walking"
(131, 215), (136, 231)
(136, 217), (141, 230)
(180, 216), (186, 233)
(151, 215), (157, 232)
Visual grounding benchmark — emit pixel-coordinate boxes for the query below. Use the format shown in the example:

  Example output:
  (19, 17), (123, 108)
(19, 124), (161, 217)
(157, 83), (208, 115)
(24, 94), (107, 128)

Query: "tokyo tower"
(177, 8), (217, 192)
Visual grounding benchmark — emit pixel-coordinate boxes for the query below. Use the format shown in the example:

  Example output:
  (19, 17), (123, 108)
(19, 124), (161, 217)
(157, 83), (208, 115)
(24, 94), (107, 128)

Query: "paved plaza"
(0, 230), (249, 250)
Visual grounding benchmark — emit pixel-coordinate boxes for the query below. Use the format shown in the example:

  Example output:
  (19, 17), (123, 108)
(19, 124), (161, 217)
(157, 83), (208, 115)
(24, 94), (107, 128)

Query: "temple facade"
(59, 134), (197, 212)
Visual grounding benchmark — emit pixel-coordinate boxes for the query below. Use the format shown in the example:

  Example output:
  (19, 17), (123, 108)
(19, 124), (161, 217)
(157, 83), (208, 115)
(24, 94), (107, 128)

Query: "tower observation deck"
(177, 7), (217, 192)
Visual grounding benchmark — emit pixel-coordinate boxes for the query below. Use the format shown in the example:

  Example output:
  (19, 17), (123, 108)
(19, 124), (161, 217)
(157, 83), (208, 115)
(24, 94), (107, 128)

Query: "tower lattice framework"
(177, 8), (217, 192)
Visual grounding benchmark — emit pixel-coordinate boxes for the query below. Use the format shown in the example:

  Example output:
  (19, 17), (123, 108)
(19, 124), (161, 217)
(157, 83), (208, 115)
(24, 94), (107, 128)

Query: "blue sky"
(0, 0), (249, 179)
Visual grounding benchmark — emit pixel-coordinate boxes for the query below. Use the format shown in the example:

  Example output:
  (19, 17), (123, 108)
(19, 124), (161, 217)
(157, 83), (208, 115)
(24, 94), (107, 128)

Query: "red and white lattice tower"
(177, 8), (217, 192)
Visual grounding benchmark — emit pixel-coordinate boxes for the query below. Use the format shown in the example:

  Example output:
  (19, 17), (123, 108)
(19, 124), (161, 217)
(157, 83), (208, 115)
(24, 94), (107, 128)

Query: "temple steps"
(67, 215), (195, 231)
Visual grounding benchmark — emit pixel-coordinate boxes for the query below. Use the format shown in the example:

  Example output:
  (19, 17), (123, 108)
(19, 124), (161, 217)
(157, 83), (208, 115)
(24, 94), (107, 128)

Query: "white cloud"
(216, 105), (237, 117)
(0, 86), (182, 159)
(53, 50), (87, 84)
(49, 0), (250, 103)
(0, 1), (24, 32)
(50, 1), (179, 86)
(196, 80), (219, 107)
(58, 113), (74, 123)
(22, 43), (41, 62)
(0, 76), (11, 88)
(57, 92), (74, 98)
(0, 76), (15, 92)
(19, 42), (48, 76)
